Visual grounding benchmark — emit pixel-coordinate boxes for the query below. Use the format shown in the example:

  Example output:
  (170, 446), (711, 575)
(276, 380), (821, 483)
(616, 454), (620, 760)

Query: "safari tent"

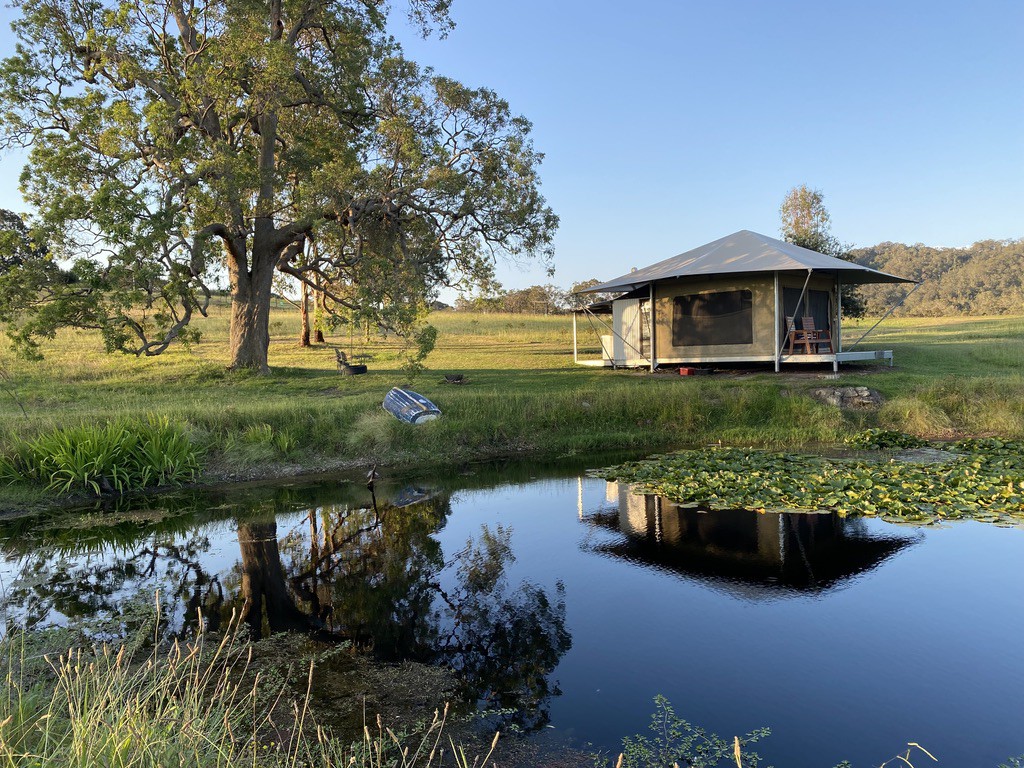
(572, 230), (918, 372)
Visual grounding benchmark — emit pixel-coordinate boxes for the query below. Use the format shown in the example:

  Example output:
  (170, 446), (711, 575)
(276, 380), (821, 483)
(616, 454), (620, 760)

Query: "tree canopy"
(0, 0), (557, 371)
(779, 185), (864, 317)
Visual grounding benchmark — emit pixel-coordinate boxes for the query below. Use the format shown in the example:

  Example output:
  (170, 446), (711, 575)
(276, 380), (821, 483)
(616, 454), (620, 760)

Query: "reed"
(0, 615), (496, 768)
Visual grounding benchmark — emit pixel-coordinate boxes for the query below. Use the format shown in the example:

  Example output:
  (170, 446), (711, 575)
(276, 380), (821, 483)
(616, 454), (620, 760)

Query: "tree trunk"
(238, 521), (312, 638)
(314, 288), (325, 343)
(228, 246), (276, 373)
(299, 280), (311, 347)
(229, 290), (272, 372)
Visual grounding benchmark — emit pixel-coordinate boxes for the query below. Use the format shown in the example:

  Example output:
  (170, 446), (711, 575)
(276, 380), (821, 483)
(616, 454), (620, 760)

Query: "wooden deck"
(578, 349), (894, 370)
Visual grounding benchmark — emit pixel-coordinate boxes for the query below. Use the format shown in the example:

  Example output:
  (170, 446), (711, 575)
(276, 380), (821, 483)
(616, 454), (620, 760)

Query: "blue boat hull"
(383, 387), (441, 424)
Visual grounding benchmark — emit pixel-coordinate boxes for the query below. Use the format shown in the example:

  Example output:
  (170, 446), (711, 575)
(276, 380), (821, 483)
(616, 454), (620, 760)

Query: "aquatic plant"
(845, 429), (930, 450)
(0, 416), (201, 495)
(602, 695), (770, 768)
(594, 443), (1024, 524)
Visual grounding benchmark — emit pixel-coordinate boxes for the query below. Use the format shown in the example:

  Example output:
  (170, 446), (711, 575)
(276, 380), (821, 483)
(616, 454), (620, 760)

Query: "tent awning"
(576, 230), (917, 293)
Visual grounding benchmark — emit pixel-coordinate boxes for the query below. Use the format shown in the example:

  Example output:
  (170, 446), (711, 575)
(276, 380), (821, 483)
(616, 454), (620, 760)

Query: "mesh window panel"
(782, 288), (831, 334)
(672, 290), (754, 347)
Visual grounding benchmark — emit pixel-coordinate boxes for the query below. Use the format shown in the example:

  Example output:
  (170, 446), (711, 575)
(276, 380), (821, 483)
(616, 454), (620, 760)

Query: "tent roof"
(578, 230), (916, 293)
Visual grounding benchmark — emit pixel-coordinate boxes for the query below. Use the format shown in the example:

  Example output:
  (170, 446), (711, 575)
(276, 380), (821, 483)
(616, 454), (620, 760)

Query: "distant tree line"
(454, 280), (607, 314)
(851, 239), (1024, 316)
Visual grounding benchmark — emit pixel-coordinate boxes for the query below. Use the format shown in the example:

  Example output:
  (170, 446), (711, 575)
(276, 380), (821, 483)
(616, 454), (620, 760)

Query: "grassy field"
(1, 304), (1023, 506)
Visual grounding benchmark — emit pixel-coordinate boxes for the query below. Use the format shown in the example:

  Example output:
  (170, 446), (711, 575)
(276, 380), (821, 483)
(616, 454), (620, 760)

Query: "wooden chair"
(785, 316), (812, 354)
(801, 316), (834, 354)
(786, 316), (834, 354)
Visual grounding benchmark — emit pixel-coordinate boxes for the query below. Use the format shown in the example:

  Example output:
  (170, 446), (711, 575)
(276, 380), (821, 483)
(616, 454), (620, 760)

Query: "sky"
(0, 0), (1021, 294)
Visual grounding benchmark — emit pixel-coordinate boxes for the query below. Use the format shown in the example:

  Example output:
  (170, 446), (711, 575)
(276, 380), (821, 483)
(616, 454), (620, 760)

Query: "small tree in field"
(0, 0), (557, 372)
(779, 185), (865, 317)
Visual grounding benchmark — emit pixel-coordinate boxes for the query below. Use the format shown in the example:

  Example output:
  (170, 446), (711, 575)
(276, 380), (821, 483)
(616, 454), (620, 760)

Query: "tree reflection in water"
(0, 485), (571, 731)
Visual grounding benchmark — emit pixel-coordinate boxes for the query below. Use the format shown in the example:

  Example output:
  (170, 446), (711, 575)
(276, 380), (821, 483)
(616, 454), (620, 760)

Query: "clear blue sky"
(1, 0), (1021, 293)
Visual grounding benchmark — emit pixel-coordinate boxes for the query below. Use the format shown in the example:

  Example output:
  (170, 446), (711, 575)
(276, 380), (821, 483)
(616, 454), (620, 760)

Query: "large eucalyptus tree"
(0, 0), (556, 371)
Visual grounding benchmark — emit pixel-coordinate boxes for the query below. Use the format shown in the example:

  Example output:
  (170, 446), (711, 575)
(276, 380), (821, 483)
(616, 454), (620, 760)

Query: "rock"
(810, 386), (883, 409)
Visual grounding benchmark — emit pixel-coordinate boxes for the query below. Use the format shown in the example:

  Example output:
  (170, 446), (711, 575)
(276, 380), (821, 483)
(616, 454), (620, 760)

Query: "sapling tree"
(779, 185), (865, 317)
(0, 0), (557, 371)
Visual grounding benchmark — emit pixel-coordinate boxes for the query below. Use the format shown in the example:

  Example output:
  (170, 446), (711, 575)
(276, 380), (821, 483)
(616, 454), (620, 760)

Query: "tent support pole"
(848, 282), (922, 351)
(773, 272), (780, 373)
(777, 269), (813, 361)
(836, 274), (843, 352)
(572, 311), (578, 364)
(649, 282), (656, 372)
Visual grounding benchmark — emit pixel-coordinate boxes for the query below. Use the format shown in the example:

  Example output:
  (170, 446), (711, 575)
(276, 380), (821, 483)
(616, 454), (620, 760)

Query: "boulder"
(809, 386), (882, 409)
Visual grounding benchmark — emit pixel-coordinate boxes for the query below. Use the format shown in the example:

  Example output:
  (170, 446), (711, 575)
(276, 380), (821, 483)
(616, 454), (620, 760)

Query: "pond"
(1, 461), (1022, 766)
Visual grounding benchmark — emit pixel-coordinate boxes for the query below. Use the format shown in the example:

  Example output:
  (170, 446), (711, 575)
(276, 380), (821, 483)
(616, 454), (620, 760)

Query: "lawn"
(1, 305), (1023, 507)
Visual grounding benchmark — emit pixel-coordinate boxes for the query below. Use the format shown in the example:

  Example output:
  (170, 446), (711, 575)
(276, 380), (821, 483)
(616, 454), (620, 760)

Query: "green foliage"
(852, 239), (1024, 317)
(779, 185), (865, 317)
(595, 443), (1024, 524)
(401, 323), (439, 375)
(605, 695), (770, 768)
(0, 0), (557, 371)
(844, 429), (930, 450)
(0, 417), (200, 495)
(3, 308), (1024, 509)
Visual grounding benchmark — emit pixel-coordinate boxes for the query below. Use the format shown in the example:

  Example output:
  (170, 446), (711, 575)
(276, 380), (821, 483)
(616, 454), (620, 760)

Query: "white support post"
(777, 270), (813, 362)
(572, 311), (578, 364)
(773, 272), (780, 372)
(836, 274), (843, 353)
(649, 282), (656, 372)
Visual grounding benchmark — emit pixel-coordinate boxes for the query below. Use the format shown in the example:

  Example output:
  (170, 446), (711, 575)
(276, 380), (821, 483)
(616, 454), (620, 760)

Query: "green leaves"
(845, 428), (930, 450)
(0, 0), (556, 370)
(595, 441), (1024, 525)
(0, 416), (201, 496)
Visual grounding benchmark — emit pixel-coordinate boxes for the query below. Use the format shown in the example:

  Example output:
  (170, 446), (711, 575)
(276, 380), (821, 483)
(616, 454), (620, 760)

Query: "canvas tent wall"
(649, 272), (838, 363)
(574, 230), (917, 371)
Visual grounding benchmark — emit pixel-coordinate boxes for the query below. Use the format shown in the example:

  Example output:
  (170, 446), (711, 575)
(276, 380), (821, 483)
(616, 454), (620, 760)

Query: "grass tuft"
(0, 416), (200, 495)
(0, 609), (497, 768)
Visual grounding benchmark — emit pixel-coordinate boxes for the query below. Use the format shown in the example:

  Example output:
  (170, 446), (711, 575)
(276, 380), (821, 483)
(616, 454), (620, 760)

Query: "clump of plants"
(601, 695), (770, 768)
(593, 443), (1024, 524)
(845, 429), (931, 450)
(0, 416), (201, 495)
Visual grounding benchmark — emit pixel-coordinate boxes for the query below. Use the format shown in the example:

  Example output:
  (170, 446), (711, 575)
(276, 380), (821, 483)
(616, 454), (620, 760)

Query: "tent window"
(672, 290), (753, 347)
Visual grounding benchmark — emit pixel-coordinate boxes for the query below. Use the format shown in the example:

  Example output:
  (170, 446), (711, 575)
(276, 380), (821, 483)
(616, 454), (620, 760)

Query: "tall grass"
(0, 615), (497, 768)
(0, 416), (200, 495)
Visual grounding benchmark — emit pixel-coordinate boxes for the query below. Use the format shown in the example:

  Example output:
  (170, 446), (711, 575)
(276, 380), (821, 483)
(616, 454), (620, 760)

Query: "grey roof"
(578, 230), (916, 293)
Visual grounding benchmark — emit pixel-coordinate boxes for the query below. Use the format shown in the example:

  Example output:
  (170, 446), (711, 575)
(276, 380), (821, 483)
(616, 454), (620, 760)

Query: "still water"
(1, 462), (1022, 766)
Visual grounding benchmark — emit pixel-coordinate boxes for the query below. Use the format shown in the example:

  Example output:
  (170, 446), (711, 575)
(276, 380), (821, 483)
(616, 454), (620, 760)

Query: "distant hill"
(851, 239), (1024, 316)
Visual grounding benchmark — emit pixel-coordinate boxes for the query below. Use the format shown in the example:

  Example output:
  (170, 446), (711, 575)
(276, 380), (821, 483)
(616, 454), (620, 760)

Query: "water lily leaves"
(594, 442), (1024, 525)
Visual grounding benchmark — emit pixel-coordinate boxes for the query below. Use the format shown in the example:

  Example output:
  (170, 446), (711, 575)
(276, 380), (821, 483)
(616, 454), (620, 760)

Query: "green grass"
(2, 306), (1024, 508)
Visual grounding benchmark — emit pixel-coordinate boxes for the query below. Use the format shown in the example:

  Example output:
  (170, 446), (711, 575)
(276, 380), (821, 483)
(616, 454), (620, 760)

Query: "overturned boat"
(383, 387), (441, 424)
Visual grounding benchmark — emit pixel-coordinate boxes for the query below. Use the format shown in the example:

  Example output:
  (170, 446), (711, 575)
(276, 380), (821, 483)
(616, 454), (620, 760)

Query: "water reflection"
(583, 482), (921, 597)
(0, 479), (571, 730)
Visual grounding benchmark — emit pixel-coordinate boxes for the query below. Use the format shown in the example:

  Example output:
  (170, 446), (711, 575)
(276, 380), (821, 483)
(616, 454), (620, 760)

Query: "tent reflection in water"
(581, 482), (920, 596)
(572, 230), (919, 372)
